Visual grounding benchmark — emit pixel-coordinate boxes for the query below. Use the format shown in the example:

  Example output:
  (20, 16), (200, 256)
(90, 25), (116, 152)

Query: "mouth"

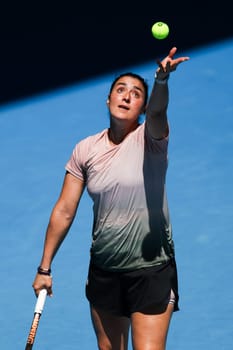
(118, 104), (130, 110)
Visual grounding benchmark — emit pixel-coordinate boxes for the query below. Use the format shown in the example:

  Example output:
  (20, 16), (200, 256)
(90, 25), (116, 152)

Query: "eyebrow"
(116, 82), (144, 93)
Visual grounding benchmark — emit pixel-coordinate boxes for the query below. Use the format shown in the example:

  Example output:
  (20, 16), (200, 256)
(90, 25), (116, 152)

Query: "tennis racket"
(25, 289), (47, 350)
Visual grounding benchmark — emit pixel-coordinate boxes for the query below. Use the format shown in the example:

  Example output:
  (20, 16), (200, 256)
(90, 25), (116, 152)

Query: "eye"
(116, 87), (125, 93)
(131, 90), (141, 99)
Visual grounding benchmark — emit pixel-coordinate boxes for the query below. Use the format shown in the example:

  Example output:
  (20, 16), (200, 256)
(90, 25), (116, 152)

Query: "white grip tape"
(34, 289), (47, 314)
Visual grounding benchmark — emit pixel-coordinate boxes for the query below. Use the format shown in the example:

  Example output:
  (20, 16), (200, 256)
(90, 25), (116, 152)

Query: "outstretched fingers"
(168, 47), (177, 59)
(172, 56), (190, 69)
(157, 47), (190, 73)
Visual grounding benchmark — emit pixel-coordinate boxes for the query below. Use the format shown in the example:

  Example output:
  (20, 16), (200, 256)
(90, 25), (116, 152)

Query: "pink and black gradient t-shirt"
(65, 121), (175, 272)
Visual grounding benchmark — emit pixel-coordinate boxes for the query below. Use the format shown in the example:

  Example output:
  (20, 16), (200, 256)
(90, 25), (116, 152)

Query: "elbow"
(62, 207), (76, 225)
(146, 105), (168, 119)
(146, 114), (169, 139)
(52, 202), (77, 226)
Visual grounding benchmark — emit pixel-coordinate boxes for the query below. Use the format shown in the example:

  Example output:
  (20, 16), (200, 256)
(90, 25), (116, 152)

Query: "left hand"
(156, 47), (190, 79)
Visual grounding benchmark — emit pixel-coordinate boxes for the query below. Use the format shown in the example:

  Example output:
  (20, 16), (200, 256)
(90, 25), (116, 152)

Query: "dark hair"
(109, 72), (148, 107)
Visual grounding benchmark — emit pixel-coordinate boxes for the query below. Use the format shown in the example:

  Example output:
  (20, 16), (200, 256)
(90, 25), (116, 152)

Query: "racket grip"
(34, 289), (47, 314)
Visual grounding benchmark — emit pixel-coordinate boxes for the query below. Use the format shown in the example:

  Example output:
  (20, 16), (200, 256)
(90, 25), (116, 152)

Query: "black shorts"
(85, 258), (179, 317)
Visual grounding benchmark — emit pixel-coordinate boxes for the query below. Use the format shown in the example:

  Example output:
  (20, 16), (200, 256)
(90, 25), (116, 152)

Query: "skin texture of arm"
(32, 172), (85, 296)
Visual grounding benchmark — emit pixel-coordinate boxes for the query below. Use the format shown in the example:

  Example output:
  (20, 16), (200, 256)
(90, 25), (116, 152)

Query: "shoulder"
(66, 129), (108, 176)
(75, 128), (108, 149)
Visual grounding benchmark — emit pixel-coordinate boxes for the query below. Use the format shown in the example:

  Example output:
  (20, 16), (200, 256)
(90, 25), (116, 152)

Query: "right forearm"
(39, 206), (75, 269)
(33, 172), (84, 296)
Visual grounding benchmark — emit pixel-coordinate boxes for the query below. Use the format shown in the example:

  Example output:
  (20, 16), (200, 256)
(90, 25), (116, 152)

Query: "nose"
(122, 91), (130, 103)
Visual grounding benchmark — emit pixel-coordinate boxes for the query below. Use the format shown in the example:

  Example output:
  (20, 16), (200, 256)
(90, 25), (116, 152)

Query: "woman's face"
(107, 76), (146, 123)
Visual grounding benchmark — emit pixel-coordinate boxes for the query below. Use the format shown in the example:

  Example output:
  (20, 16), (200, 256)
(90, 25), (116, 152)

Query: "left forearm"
(146, 79), (169, 139)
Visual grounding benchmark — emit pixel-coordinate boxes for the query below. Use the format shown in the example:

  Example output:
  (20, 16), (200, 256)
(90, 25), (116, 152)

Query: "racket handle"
(24, 289), (48, 350)
(34, 289), (47, 314)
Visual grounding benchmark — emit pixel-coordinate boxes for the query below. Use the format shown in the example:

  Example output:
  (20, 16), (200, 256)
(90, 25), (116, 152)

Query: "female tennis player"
(32, 47), (189, 350)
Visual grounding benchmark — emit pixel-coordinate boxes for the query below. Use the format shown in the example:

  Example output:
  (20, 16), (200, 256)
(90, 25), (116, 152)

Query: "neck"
(108, 120), (139, 145)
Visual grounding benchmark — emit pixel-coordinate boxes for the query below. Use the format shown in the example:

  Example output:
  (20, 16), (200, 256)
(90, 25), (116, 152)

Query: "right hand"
(32, 273), (53, 297)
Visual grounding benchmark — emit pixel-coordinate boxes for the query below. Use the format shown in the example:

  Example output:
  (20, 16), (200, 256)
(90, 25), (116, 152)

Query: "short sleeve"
(65, 140), (87, 182)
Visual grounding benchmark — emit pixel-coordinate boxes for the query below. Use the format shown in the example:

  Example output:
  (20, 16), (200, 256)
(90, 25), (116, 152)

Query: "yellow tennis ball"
(151, 22), (169, 40)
